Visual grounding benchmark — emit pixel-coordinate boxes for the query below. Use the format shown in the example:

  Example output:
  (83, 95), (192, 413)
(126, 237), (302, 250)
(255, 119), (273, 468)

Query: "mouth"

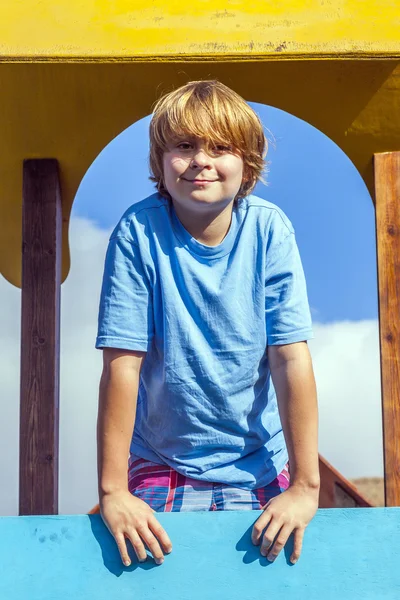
(181, 178), (218, 183)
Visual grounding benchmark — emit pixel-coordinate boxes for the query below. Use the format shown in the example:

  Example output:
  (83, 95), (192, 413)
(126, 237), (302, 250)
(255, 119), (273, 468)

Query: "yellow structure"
(1, 0), (400, 288)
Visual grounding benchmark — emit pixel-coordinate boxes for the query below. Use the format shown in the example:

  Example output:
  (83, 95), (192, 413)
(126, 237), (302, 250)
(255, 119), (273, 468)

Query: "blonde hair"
(149, 80), (267, 201)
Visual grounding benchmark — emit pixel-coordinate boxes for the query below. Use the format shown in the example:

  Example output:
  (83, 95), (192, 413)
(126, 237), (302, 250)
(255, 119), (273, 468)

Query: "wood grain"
(374, 151), (400, 507)
(19, 159), (62, 515)
(318, 455), (372, 508)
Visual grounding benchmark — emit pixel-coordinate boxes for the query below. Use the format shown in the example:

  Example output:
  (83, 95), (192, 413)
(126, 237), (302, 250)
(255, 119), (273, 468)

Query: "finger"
(266, 524), (293, 562)
(251, 511), (273, 545)
(290, 528), (304, 564)
(137, 523), (165, 565)
(114, 532), (133, 567)
(260, 520), (283, 556)
(125, 529), (148, 564)
(260, 498), (273, 511)
(148, 515), (173, 554)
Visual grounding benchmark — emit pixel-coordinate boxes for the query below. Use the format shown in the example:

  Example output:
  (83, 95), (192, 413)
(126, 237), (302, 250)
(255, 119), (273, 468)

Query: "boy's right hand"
(100, 490), (172, 566)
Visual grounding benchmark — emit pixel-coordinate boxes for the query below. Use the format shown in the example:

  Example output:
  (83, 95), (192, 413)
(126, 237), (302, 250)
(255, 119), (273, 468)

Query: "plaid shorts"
(128, 456), (290, 512)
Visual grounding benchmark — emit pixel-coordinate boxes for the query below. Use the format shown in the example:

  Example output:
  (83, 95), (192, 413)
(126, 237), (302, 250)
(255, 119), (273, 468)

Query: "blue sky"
(73, 102), (378, 324)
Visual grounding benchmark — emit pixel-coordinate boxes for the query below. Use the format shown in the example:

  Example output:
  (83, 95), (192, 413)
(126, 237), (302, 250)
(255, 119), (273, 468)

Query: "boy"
(96, 80), (319, 568)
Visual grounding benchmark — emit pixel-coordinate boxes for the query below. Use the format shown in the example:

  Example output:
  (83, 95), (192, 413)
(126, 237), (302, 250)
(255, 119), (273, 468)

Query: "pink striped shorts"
(128, 457), (290, 512)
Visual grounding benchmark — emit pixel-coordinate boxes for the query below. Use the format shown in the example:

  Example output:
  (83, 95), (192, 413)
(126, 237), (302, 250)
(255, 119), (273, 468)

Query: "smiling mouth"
(182, 178), (218, 182)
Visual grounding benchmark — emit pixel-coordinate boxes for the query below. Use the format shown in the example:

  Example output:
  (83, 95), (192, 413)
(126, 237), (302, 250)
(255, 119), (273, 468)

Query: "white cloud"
(58, 217), (111, 515)
(0, 218), (383, 515)
(0, 275), (21, 516)
(309, 320), (383, 479)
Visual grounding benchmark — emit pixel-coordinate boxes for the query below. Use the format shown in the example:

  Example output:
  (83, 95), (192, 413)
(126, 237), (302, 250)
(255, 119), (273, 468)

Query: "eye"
(177, 142), (192, 150)
(213, 144), (232, 152)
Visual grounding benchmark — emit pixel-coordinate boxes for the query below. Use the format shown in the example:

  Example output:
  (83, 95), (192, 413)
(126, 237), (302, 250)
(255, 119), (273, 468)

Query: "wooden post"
(374, 151), (400, 507)
(19, 159), (62, 515)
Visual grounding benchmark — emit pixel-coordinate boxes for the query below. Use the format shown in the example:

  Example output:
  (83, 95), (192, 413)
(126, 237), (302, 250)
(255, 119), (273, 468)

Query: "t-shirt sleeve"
(95, 234), (154, 352)
(265, 221), (313, 346)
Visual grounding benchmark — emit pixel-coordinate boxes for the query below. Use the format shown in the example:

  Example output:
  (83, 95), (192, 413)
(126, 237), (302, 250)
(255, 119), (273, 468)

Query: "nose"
(190, 149), (212, 169)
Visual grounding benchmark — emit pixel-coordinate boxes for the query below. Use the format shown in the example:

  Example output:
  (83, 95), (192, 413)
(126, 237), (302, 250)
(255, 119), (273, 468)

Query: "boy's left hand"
(251, 485), (319, 564)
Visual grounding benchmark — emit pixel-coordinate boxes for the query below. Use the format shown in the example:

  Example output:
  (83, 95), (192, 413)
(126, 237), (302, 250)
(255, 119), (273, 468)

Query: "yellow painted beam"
(0, 1), (400, 60)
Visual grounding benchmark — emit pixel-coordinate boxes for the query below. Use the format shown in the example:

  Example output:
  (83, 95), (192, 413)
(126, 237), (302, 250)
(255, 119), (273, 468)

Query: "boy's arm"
(251, 341), (320, 564)
(98, 347), (172, 566)
(97, 347), (144, 497)
(269, 341), (320, 491)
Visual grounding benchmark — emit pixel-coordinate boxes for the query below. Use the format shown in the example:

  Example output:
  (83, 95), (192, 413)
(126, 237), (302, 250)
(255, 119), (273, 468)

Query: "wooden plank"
(318, 455), (372, 508)
(19, 159), (62, 515)
(374, 151), (400, 507)
(1, 510), (400, 599)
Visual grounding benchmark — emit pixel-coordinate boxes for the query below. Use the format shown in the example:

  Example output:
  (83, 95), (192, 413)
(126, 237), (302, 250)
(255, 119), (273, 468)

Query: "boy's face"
(162, 136), (245, 213)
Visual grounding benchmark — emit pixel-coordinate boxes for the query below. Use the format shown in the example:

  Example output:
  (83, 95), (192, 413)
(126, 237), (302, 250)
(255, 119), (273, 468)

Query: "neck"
(173, 202), (234, 246)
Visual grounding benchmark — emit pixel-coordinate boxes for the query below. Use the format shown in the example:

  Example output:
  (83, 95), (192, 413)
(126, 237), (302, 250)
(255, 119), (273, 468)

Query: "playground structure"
(1, 1), (400, 596)
(2, 509), (400, 599)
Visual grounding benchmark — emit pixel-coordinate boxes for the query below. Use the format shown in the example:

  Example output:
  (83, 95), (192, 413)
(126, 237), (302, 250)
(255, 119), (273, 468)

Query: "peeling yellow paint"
(0, 0), (400, 58)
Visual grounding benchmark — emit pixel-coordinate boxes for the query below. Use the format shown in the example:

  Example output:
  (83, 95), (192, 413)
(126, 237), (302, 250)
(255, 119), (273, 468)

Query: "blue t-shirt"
(96, 192), (313, 489)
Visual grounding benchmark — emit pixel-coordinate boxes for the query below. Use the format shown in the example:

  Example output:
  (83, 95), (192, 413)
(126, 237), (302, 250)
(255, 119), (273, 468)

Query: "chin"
(189, 194), (224, 205)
